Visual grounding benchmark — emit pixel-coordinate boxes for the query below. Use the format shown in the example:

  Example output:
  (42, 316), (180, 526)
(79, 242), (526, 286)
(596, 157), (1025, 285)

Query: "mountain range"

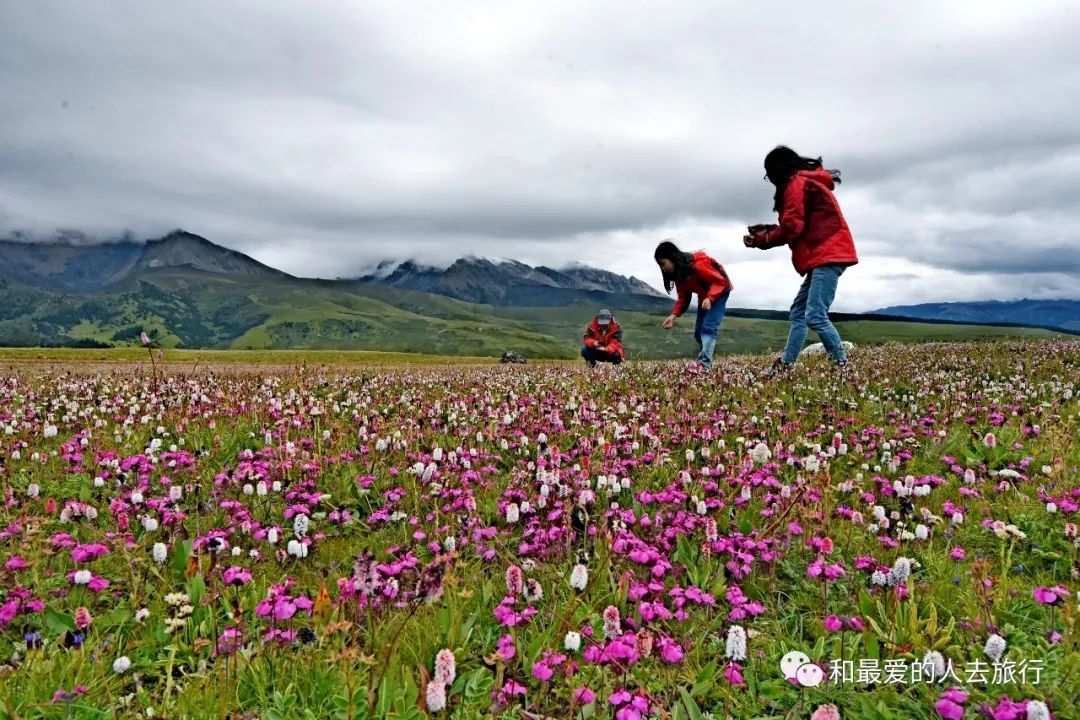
(874, 299), (1080, 333)
(0, 230), (1071, 357)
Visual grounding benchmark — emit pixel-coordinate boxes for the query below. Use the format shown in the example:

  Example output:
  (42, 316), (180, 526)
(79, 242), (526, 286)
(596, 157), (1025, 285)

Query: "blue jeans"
(582, 346), (622, 365)
(782, 264), (848, 365)
(693, 290), (729, 368)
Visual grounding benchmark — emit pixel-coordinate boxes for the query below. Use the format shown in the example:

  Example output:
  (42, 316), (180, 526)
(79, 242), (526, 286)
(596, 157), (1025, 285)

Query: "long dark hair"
(764, 145), (841, 212)
(654, 240), (694, 294)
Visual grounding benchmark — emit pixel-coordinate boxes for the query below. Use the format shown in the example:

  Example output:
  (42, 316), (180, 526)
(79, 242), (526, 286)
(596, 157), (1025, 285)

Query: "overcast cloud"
(2, 1), (1079, 310)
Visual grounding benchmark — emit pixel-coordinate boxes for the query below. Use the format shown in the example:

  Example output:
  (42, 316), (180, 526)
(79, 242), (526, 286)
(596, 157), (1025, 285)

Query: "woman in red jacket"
(654, 240), (733, 371)
(744, 146), (858, 373)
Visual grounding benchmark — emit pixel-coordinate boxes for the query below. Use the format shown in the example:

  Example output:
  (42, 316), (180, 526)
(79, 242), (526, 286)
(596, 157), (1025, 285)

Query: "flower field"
(0, 341), (1078, 720)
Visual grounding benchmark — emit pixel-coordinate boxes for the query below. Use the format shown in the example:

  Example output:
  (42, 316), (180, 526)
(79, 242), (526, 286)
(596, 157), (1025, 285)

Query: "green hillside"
(0, 270), (1064, 359)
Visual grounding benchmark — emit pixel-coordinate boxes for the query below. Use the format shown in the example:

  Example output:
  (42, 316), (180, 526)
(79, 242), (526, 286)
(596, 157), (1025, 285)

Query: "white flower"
(505, 503), (520, 524)
(242, 484), (254, 496)
(113, 656), (132, 674)
(94, 476), (105, 488)
(44, 425), (58, 439)
(951, 513), (964, 525)
(135, 608), (150, 623)
(272, 481), (282, 492)
(73, 570), (92, 585)
(293, 514), (309, 538)
(696, 500), (707, 516)
(267, 528), (278, 544)
(1026, 701), (1050, 720)
(570, 564), (588, 592)
(915, 525), (929, 541)
(287, 539), (308, 558)
(888, 557), (913, 585)
(1046, 503), (1058, 514)
(26, 483), (39, 498)
(142, 516), (158, 533)
(443, 536), (456, 552)
(169, 486), (182, 502)
(804, 456), (821, 474)
(750, 442), (771, 465)
(152, 543), (167, 564)
(232, 546), (242, 557)
(922, 651), (946, 679)
(425, 681), (447, 712)
(984, 634), (1007, 662)
(564, 631), (582, 652)
(872, 505), (886, 522)
(130, 492), (144, 504)
(725, 625), (748, 661)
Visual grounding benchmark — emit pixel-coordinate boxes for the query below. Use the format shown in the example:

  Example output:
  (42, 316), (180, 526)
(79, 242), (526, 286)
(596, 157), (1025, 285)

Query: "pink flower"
(824, 615), (843, 632)
(74, 607), (93, 630)
(658, 637), (684, 664)
(935, 700), (964, 720)
(496, 634), (516, 660)
(505, 564), (523, 596)
(5, 556), (29, 571)
(950, 546), (966, 561)
(71, 543), (110, 563)
(1033, 586), (1066, 606)
(223, 566), (253, 586)
(574, 687), (596, 705)
(724, 661), (745, 687)
(811, 704), (841, 720)
(609, 689), (632, 706)
(140, 331), (151, 347)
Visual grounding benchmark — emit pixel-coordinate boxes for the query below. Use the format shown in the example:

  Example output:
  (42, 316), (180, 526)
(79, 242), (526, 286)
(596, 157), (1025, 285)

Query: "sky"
(2, 1), (1079, 311)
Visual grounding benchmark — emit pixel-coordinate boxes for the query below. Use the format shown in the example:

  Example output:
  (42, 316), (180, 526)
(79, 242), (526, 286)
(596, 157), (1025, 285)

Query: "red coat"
(672, 251), (733, 318)
(756, 169), (858, 276)
(584, 317), (624, 356)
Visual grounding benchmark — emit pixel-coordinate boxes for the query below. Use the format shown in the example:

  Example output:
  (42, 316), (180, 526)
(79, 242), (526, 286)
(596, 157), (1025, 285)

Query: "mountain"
(873, 299), (1080, 332)
(353, 257), (669, 310)
(0, 230), (286, 292)
(0, 231), (1069, 356)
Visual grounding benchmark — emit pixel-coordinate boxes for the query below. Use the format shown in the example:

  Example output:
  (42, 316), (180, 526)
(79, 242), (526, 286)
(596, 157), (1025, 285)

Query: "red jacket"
(756, 169), (858, 276)
(672, 251), (733, 318)
(584, 317), (624, 356)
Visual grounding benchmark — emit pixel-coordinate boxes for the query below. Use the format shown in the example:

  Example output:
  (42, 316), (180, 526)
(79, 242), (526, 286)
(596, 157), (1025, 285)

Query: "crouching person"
(582, 309), (623, 366)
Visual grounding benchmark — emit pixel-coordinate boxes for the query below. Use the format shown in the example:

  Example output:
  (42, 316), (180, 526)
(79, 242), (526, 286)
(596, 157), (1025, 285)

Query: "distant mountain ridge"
(0, 230), (287, 292)
(874, 299), (1080, 332)
(352, 256), (667, 309)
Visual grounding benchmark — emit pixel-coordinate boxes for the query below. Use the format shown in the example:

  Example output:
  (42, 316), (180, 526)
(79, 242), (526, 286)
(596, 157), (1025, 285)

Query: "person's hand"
(662, 315), (676, 330)
(596, 344), (606, 352)
(701, 298), (712, 312)
(743, 234), (756, 248)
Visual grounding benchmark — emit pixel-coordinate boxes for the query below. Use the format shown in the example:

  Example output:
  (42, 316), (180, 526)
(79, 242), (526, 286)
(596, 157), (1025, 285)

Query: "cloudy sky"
(2, 1), (1079, 311)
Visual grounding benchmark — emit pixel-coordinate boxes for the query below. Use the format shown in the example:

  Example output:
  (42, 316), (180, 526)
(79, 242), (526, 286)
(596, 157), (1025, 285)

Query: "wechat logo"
(781, 651), (824, 688)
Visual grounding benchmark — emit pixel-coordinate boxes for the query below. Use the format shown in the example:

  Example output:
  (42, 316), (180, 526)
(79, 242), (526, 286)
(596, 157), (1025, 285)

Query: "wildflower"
(983, 432), (997, 448)
(1026, 700), (1051, 720)
(497, 634), (517, 660)
(505, 503), (520, 524)
(564, 631), (581, 652)
(27, 484), (40, 497)
(1033, 586), (1067, 606)
(824, 615), (843, 632)
(223, 566), (253, 586)
(267, 528), (278, 544)
(570, 564), (588, 592)
(142, 516), (158, 533)
(524, 578), (543, 603)
(72, 570), (92, 585)
(915, 525), (929, 540)
(293, 514), (310, 538)
(923, 651), (946, 679)
(152, 543), (167, 564)
(751, 442), (772, 465)
(984, 634), (1007, 661)
(1046, 503), (1058, 514)
(74, 607), (93, 630)
(603, 605), (622, 639)
(434, 649), (456, 686)
(135, 608), (150, 623)
(725, 625), (747, 661)
(113, 656), (132, 674)
(286, 540), (308, 558)
(506, 565), (523, 596)
(425, 680), (447, 712)
(811, 705), (841, 720)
